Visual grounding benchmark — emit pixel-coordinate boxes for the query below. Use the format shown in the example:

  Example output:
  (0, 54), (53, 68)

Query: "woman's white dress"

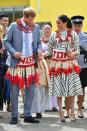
(31, 40), (58, 113)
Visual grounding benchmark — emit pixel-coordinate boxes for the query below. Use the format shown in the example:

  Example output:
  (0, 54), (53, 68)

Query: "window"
(0, 6), (27, 23)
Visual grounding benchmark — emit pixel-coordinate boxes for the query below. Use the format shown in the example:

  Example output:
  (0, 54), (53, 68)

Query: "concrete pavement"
(0, 89), (87, 131)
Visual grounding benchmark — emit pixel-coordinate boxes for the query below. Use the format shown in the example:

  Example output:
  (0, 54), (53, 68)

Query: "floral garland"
(41, 36), (50, 43)
(55, 29), (73, 43)
(16, 19), (35, 33)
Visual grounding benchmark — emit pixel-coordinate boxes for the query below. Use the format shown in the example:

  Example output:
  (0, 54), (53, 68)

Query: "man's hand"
(14, 52), (22, 59)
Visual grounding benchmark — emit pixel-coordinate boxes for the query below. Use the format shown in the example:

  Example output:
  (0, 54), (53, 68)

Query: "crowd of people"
(0, 7), (87, 124)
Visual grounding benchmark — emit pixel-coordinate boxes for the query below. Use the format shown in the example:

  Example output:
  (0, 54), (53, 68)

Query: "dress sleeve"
(45, 32), (56, 56)
(72, 31), (80, 55)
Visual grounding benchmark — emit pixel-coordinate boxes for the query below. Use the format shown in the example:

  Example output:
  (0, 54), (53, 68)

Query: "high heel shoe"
(78, 111), (84, 118)
(71, 118), (76, 122)
(60, 111), (66, 123)
(71, 115), (76, 122)
(64, 111), (70, 118)
(60, 119), (66, 123)
(64, 115), (69, 118)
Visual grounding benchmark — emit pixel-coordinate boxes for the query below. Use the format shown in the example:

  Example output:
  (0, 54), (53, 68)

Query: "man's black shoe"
(24, 116), (40, 123)
(52, 107), (58, 112)
(10, 117), (18, 124)
(36, 113), (42, 119)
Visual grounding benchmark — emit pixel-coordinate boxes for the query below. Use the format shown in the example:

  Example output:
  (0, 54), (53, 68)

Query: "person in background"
(0, 25), (7, 116)
(31, 22), (58, 119)
(43, 15), (83, 122)
(71, 15), (87, 118)
(41, 23), (58, 112)
(0, 14), (11, 112)
(0, 14), (9, 37)
(4, 7), (41, 124)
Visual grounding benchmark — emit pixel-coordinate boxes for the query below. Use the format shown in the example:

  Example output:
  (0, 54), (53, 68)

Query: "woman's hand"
(38, 51), (43, 60)
(67, 51), (78, 59)
(42, 52), (48, 58)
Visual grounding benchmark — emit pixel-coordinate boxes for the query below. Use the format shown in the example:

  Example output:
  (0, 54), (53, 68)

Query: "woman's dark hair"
(43, 22), (52, 28)
(67, 18), (72, 29)
(58, 15), (68, 23)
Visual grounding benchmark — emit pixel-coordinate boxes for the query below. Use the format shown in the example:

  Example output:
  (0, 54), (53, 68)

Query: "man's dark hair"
(0, 14), (8, 20)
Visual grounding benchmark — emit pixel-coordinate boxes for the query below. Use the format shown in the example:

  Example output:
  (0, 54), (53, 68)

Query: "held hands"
(13, 52), (47, 60)
(14, 52), (22, 59)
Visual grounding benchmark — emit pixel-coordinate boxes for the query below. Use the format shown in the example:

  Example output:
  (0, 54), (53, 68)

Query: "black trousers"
(0, 67), (7, 110)
(80, 68), (87, 88)
(0, 78), (4, 110)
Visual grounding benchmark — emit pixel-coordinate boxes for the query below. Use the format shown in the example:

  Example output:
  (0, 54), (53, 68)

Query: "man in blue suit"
(4, 7), (42, 124)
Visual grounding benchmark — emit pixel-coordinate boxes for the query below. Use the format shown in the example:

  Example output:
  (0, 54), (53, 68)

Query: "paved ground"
(0, 89), (87, 131)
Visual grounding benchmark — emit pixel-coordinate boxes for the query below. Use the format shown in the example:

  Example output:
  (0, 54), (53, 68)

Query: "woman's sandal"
(60, 111), (66, 123)
(60, 119), (66, 123)
(64, 115), (69, 118)
(64, 111), (70, 118)
(71, 115), (76, 122)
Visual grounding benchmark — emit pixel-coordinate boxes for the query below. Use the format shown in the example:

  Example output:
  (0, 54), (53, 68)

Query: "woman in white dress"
(31, 22), (58, 118)
(41, 23), (58, 112)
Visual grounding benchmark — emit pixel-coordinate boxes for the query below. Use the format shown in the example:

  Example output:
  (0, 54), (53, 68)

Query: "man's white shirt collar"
(21, 19), (26, 27)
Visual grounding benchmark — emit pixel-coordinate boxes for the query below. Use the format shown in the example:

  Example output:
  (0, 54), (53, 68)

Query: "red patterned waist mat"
(49, 60), (80, 77)
(5, 56), (39, 89)
(17, 56), (36, 67)
(52, 49), (76, 61)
